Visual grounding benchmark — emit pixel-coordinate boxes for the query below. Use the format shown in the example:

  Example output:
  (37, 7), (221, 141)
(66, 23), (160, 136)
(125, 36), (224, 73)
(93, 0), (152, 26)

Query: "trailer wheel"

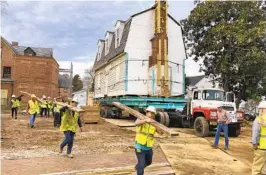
(100, 109), (107, 118)
(194, 117), (209, 137)
(163, 112), (170, 127)
(158, 112), (166, 125)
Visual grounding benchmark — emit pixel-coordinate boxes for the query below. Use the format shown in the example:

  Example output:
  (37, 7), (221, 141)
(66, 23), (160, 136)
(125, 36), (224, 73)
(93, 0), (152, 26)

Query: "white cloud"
(185, 58), (203, 77)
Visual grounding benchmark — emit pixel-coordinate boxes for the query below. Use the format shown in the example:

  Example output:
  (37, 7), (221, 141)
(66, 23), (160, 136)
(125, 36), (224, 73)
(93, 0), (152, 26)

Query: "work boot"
(67, 154), (74, 158)
(211, 145), (218, 149)
(224, 147), (229, 151)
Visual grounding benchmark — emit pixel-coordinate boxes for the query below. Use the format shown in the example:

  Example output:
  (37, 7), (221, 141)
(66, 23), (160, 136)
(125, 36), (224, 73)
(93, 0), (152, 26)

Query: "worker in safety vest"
(26, 94), (39, 128)
(252, 101), (266, 175)
(10, 95), (20, 119)
(135, 106), (163, 175)
(40, 95), (48, 118)
(53, 98), (62, 128)
(59, 97), (83, 158)
(47, 97), (52, 117)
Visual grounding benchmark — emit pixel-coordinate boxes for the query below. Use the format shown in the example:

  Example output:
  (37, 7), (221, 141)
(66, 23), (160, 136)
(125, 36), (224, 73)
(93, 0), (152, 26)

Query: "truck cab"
(189, 88), (244, 137)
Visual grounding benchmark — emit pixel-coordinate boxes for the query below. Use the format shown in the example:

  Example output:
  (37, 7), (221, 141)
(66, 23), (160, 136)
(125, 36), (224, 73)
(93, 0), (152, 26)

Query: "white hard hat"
(72, 97), (78, 103)
(43, 95), (46, 99)
(31, 94), (37, 98)
(47, 97), (51, 99)
(145, 106), (156, 114)
(12, 95), (16, 98)
(258, 101), (266, 109)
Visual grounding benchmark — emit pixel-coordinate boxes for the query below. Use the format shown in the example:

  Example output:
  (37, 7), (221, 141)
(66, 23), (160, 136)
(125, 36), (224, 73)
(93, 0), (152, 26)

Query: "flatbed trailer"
(95, 96), (188, 127)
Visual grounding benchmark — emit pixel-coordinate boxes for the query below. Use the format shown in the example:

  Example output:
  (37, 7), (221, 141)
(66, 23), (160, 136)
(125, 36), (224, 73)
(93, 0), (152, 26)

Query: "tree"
(182, 1), (266, 106)
(72, 74), (83, 92)
(83, 67), (95, 92)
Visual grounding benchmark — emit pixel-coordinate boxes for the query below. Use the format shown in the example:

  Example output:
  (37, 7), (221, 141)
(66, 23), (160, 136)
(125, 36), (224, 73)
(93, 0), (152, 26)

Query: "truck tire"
(194, 117), (209, 137)
(163, 112), (170, 127)
(158, 112), (166, 125)
(100, 109), (107, 118)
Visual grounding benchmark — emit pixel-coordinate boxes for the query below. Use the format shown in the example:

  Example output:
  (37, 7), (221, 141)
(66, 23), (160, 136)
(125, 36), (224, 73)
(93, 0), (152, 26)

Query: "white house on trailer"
(93, 5), (186, 98)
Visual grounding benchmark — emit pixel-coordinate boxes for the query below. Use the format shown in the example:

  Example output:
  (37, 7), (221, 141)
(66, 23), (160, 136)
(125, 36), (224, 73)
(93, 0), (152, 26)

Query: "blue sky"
(2, 0), (200, 77)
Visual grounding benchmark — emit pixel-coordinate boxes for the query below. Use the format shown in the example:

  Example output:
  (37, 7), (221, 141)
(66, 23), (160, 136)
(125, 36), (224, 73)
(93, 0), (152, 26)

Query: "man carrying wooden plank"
(26, 94), (40, 128)
(135, 106), (163, 175)
(59, 97), (83, 158)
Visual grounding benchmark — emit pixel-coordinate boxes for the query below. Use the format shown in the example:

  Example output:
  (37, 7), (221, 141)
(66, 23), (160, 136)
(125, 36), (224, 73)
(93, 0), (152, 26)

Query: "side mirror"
(226, 92), (235, 102)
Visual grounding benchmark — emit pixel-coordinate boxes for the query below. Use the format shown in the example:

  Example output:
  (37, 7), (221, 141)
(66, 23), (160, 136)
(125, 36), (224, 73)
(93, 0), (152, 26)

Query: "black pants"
(11, 107), (18, 118)
(135, 149), (153, 175)
(54, 112), (61, 127)
(40, 108), (47, 117)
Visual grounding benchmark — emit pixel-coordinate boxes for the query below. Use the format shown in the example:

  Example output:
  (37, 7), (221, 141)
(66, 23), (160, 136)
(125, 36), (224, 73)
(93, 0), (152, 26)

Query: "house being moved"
(92, 1), (186, 98)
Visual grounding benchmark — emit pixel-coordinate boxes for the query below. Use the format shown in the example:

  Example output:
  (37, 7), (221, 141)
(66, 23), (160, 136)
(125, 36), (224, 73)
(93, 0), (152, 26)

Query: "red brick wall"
(59, 88), (71, 98)
(1, 40), (16, 79)
(13, 56), (59, 99)
(1, 38), (59, 101)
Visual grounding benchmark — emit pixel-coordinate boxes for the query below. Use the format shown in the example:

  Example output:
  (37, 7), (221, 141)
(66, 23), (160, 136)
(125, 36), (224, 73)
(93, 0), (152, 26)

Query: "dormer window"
(105, 39), (109, 55)
(115, 28), (120, 48)
(24, 47), (36, 56)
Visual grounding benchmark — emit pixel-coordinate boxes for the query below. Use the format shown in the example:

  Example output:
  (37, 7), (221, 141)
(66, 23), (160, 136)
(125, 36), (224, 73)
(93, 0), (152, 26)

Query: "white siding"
(124, 10), (154, 95)
(168, 17), (186, 96)
(94, 55), (126, 98)
(73, 90), (87, 107)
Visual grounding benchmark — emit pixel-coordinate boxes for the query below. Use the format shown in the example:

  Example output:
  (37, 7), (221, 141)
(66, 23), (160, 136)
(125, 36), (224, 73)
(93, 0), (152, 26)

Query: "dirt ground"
(1, 113), (265, 175)
(1, 114), (166, 175)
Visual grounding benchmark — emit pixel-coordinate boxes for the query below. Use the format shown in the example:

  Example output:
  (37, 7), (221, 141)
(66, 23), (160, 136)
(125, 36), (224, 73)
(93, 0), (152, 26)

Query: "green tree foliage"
(72, 74), (83, 92)
(182, 1), (266, 104)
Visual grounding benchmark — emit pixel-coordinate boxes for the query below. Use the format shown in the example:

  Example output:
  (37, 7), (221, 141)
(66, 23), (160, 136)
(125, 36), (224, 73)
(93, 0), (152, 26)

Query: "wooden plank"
(112, 102), (178, 136)
(20, 91), (84, 113)
(104, 119), (136, 127)
(54, 101), (85, 113)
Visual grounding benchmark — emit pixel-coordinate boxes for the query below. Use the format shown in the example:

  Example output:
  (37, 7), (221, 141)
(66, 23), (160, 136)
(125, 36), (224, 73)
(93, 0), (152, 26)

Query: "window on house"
(116, 28), (120, 47)
(105, 39), (109, 54)
(2, 67), (11, 79)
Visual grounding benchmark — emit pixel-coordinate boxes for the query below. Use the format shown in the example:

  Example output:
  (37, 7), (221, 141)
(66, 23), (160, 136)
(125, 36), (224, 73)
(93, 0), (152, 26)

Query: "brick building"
(1, 37), (59, 105)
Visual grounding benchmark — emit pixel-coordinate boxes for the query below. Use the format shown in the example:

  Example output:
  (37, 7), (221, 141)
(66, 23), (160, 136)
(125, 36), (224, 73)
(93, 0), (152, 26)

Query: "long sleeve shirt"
(60, 106), (82, 128)
(252, 117), (260, 145)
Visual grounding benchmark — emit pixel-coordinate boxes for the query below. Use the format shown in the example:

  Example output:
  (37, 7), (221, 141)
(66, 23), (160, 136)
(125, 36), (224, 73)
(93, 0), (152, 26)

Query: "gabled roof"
(1, 36), (53, 58)
(93, 5), (181, 71)
(13, 46), (53, 58)
(58, 74), (71, 88)
(187, 75), (206, 86)
(1, 37), (18, 54)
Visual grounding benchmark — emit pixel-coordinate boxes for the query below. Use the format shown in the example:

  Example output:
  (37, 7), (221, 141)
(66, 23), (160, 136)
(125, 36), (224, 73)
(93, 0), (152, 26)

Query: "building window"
(116, 28), (120, 48)
(2, 67), (11, 79)
(105, 39), (109, 54)
(97, 45), (101, 60)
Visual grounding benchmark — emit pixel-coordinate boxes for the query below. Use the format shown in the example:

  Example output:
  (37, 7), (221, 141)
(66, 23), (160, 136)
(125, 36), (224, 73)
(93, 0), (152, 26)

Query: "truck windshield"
(222, 106), (234, 111)
(202, 90), (224, 101)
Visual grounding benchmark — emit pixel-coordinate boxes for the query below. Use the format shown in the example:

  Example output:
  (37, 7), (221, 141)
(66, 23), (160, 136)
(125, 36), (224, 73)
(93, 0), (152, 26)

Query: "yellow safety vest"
(135, 123), (156, 147)
(60, 110), (79, 133)
(28, 100), (39, 115)
(48, 102), (52, 109)
(40, 101), (47, 108)
(15, 99), (20, 107)
(258, 115), (266, 150)
(54, 104), (61, 113)
(11, 99), (17, 108)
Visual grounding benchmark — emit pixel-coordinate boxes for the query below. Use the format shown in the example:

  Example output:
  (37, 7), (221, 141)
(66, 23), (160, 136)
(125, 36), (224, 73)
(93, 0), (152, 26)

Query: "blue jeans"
(29, 113), (37, 127)
(135, 149), (153, 175)
(214, 122), (229, 148)
(60, 131), (75, 154)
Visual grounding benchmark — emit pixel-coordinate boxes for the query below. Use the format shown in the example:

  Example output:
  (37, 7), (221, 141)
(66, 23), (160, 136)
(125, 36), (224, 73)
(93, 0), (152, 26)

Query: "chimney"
(11, 42), (18, 46)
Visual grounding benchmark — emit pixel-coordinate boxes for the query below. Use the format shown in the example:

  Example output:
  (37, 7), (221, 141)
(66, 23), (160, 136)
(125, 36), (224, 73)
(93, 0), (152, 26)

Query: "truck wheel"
(100, 109), (107, 118)
(158, 112), (166, 125)
(194, 117), (209, 137)
(229, 124), (240, 137)
(163, 112), (170, 127)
